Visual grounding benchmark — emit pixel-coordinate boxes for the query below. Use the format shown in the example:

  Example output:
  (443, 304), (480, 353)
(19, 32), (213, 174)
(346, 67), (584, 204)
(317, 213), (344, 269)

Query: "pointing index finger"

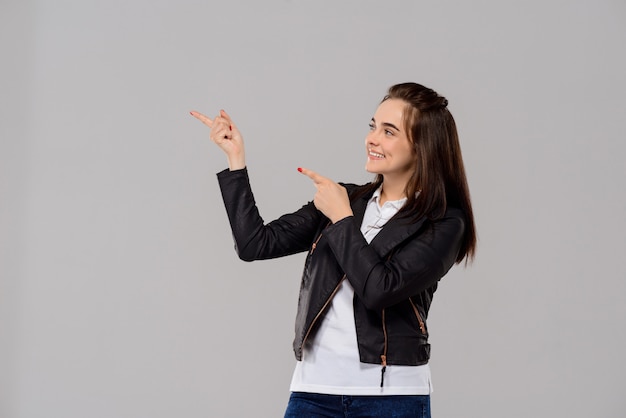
(190, 110), (213, 128)
(298, 167), (325, 184)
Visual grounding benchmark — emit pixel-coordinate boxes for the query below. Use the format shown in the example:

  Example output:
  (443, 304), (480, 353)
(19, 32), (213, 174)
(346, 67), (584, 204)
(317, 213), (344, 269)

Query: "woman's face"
(365, 99), (417, 182)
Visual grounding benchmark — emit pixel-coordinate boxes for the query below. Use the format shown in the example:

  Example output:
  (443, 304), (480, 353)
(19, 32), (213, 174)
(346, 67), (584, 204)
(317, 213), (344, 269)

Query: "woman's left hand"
(299, 167), (353, 223)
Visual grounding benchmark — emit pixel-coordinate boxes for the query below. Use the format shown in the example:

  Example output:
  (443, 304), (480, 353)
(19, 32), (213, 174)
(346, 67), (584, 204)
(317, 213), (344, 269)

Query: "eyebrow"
(371, 117), (401, 132)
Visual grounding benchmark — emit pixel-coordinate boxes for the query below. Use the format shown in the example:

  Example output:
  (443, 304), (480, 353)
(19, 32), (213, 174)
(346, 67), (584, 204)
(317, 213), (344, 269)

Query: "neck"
(380, 177), (409, 205)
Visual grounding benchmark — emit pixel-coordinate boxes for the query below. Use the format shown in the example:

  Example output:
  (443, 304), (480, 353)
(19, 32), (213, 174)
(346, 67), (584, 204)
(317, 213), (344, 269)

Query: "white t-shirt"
(289, 187), (432, 395)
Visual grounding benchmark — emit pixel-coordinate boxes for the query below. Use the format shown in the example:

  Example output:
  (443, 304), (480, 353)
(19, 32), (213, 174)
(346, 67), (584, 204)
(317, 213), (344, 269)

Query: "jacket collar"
(351, 187), (428, 257)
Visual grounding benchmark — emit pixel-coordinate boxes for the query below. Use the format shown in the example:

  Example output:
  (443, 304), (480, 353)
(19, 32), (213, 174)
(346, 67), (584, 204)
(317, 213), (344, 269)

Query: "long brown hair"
(359, 82), (476, 263)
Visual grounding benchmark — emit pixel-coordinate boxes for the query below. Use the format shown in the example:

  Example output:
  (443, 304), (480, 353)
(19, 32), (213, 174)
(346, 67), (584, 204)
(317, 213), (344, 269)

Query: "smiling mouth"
(368, 149), (385, 159)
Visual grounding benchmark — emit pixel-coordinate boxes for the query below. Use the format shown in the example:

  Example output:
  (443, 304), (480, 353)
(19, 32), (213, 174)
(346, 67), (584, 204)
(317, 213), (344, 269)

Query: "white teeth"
(369, 150), (385, 158)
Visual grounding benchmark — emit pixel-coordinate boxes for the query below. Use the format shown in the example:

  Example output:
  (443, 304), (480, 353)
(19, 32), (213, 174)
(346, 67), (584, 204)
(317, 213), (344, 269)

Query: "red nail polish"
(297, 167), (303, 172)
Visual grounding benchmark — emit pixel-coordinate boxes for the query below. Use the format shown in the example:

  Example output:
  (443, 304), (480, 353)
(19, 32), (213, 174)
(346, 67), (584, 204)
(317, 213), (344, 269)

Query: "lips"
(368, 149), (385, 159)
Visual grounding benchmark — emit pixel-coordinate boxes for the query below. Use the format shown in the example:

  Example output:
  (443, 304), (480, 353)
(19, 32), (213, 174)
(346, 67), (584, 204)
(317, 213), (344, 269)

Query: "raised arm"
(190, 109), (324, 260)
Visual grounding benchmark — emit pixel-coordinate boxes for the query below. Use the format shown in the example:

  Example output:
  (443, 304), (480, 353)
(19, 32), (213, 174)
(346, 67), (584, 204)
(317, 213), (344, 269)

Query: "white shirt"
(289, 187), (432, 395)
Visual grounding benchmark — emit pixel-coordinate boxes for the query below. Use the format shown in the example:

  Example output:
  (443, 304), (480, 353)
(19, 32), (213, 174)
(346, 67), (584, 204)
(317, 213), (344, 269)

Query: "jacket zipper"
(380, 299), (425, 387)
(380, 308), (388, 387)
(300, 275), (346, 350)
(301, 222), (340, 350)
(409, 297), (427, 334)
(379, 250), (394, 387)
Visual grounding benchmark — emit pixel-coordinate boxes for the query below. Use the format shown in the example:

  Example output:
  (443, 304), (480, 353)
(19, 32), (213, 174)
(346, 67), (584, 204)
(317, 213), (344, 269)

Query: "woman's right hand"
(190, 109), (246, 170)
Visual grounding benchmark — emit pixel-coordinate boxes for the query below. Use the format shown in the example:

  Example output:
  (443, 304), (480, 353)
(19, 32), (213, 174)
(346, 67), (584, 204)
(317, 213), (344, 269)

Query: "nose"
(366, 130), (380, 146)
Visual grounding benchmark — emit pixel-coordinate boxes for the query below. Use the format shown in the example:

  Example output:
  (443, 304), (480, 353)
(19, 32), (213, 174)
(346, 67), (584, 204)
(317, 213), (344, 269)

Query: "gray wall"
(1, 0), (625, 417)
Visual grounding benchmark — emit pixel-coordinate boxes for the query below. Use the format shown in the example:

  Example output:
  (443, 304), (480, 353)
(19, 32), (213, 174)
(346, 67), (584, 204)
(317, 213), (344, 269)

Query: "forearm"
(217, 168), (323, 261)
(324, 214), (464, 310)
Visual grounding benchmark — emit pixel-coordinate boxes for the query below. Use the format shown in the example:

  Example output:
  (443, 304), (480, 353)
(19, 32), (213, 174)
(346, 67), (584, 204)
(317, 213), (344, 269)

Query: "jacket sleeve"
(217, 167), (325, 261)
(323, 210), (465, 310)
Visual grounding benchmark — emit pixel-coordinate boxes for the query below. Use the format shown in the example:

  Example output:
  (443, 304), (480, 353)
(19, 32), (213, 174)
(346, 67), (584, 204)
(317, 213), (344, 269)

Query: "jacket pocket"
(408, 297), (427, 335)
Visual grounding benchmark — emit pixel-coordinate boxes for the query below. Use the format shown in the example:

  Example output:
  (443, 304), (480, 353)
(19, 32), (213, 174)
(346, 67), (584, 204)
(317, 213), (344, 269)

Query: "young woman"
(191, 82), (476, 418)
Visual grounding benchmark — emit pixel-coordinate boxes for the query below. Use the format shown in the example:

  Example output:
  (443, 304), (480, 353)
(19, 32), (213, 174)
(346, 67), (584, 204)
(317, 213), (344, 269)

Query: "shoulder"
(338, 182), (374, 199)
(338, 182), (365, 191)
(425, 206), (466, 243)
(442, 206), (465, 223)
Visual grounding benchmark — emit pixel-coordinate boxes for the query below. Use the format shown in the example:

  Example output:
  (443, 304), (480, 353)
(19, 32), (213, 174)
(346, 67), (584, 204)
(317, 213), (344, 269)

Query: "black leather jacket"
(217, 168), (465, 369)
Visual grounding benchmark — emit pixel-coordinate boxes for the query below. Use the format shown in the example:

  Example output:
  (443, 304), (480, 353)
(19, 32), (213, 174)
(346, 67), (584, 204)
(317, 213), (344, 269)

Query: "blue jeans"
(284, 392), (431, 418)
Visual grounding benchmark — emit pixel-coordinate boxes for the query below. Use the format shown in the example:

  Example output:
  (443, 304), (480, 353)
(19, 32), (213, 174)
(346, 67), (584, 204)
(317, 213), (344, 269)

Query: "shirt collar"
(369, 185), (408, 210)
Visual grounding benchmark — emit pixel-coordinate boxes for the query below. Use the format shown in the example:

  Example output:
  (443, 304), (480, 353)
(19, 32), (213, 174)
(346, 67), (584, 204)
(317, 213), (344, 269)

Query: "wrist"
(331, 211), (353, 224)
(228, 154), (246, 171)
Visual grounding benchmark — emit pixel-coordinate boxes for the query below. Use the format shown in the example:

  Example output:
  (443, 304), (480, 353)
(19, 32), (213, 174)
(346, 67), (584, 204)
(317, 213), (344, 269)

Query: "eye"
(384, 129), (394, 136)
(368, 122), (375, 131)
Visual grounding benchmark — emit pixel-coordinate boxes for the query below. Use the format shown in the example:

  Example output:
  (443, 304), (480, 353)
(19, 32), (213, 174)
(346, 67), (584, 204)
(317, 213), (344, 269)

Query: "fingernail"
(297, 167), (303, 172)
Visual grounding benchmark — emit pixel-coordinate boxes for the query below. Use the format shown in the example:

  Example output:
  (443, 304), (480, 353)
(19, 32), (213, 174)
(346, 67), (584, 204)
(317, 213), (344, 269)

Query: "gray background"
(1, 0), (625, 417)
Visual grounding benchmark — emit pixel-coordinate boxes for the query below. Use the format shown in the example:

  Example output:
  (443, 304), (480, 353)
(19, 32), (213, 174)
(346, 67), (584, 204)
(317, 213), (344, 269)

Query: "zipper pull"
(310, 235), (322, 254)
(310, 222), (331, 255)
(380, 355), (387, 388)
